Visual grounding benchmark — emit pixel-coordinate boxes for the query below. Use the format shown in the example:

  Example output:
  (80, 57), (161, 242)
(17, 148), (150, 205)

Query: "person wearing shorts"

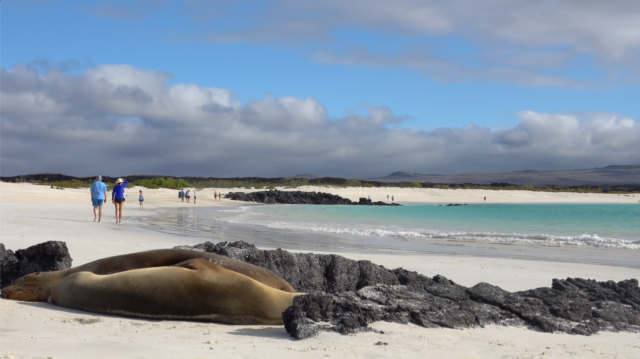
(185, 189), (191, 203)
(90, 175), (108, 223)
(139, 190), (144, 210)
(193, 189), (197, 204)
(112, 178), (129, 224)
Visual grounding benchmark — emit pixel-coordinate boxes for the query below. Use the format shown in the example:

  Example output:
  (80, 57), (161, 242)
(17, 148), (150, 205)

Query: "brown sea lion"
(1, 249), (296, 302)
(48, 258), (301, 325)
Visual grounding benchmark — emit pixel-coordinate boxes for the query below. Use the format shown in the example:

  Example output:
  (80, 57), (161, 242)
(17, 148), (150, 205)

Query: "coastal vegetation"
(2, 173), (639, 194)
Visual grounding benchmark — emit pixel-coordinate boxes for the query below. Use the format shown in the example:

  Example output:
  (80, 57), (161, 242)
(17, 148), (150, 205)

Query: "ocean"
(139, 203), (640, 267)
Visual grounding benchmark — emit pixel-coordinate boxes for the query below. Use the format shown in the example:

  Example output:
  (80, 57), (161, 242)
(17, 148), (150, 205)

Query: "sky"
(2, 0), (639, 178)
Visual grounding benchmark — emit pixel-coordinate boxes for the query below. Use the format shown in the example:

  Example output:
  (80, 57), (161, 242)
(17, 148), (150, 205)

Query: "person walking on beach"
(112, 178), (129, 224)
(387, 194), (389, 200)
(139, 190), (144, 210)
(90, 175), (107, 223)
(392, 195), (394, 202)
(214, 191), (217, 201)
(484, 196), (486, 203)
(186, 189), (191, 203)
(180, 188), (185, 202)
(193, 189), (197, 204)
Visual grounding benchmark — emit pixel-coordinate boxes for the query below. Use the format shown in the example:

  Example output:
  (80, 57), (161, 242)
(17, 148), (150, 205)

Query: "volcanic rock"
(224, 190), (401, 206)
(179, 241), (640, 339)
(0, 241), (72, 288)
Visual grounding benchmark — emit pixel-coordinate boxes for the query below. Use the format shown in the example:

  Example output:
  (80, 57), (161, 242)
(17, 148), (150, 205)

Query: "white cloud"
(1, 64), (638, 177)
(174, 0), (640, 86)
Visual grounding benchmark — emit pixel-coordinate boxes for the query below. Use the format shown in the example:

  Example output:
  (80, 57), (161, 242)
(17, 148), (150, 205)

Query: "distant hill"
(368, 165), (640, 186)
(293, 174), (322, 179)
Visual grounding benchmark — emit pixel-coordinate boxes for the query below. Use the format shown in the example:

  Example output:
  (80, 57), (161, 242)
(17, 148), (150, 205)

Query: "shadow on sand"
(229, 327), (294, 340)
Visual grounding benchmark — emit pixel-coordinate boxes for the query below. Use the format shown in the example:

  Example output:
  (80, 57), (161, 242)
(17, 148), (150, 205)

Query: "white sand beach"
(1, 182), (639, 359)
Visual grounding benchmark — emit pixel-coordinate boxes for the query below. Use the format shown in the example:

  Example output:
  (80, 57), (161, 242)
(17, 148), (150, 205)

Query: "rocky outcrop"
(224, 190), (401, 206)
(179, 241), (640, 339)
(0, 241), (72, 288)
(176, 240), (401, 293)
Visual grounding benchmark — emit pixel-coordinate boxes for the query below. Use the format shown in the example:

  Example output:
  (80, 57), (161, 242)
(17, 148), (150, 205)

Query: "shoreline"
(2, 182), (640, 358)
(143, 205), (640, 270)
(4, 181), (640, 204)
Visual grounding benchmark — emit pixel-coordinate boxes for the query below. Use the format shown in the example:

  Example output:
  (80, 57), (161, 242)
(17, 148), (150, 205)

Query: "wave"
(214, 215), (640, 249)
(217, 206), (253, 214)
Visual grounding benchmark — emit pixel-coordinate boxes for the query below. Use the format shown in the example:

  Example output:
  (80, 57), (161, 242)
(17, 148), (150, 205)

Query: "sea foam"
(215, 215), (640, 250)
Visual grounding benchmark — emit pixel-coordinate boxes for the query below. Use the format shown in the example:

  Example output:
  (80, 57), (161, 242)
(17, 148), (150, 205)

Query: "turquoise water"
(219, 203), (640, 249)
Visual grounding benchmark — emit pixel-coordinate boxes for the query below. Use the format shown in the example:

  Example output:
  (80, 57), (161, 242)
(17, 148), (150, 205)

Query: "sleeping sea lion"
(49, 258), (301, 325)
(1, 249), (296, 302)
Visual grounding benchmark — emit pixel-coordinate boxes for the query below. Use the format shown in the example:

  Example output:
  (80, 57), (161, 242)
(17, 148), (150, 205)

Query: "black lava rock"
(0, 241), (72, 288)
(180, 241), (640, 340)
(183, 241), (401, 293)
(224, 190), (401, 206)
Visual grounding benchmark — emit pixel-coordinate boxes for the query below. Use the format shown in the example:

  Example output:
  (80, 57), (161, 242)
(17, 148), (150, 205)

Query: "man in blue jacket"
(90, 175), (108, 223)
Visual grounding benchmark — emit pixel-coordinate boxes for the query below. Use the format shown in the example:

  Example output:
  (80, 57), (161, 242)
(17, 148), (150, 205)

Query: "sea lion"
(1, 249), (296, 302)
(49, 258), (301, 325)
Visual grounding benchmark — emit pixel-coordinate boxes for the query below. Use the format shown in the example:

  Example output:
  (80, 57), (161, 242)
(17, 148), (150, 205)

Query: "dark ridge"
(178, 241), (640, 340)
(369, 165), (640, 186)
(292, 174), (322, 179)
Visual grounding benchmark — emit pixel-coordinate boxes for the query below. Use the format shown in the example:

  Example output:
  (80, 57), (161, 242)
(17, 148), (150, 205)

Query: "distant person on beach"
(186, 189), (191, 203)
(484, 196), (486, 203)
(112, 178), (129, 224)
(368, 195), (371, 201)
(392, 195), (394, 202)
(193, 189), (197, 204)
(387, 194), (389, 200)
(214, 191), (218, 200)
(139, 190), (144, 210)
(90, 175), (107, 223)
(180, 188), (185, 202)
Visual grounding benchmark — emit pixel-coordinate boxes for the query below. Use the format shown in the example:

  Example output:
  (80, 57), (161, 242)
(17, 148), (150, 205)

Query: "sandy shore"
(229, 184), (640, 204)
(1, 182), (639, 358)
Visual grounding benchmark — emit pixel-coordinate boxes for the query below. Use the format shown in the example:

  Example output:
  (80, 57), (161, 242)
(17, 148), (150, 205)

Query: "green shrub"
(133, 177), (191, 190)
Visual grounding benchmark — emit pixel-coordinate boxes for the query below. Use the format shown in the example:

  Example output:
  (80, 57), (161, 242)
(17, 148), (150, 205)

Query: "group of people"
(90, 175), (143, 224)
(88, 176), (230, 224)
(177, 189), (224, 201)
(178, 189), (196, 203)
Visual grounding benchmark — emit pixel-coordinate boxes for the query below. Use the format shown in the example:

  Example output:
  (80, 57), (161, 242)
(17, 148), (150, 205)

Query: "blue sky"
(2, 1), (639, 177)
